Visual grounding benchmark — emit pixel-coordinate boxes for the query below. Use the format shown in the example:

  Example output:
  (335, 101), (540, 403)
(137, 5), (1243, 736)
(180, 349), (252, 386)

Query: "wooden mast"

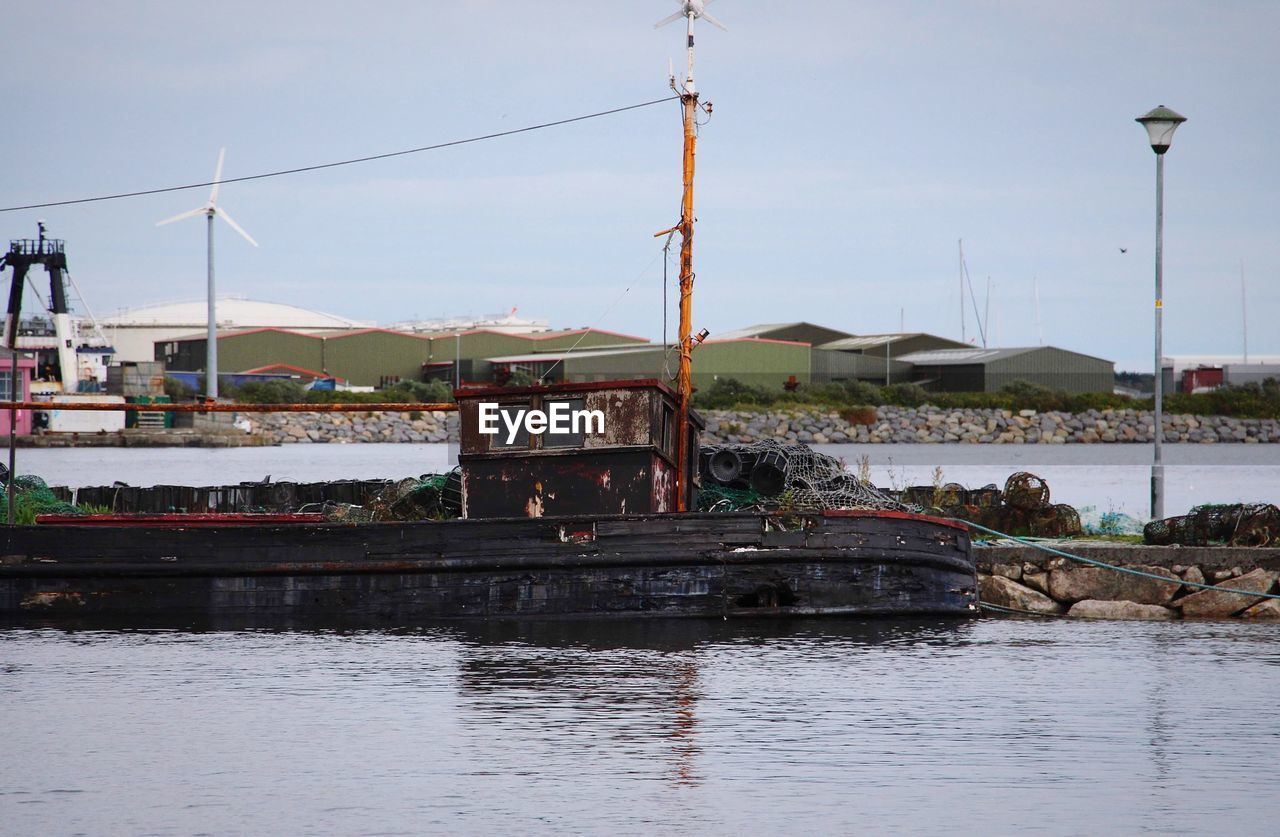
(673, 8), (700, 512)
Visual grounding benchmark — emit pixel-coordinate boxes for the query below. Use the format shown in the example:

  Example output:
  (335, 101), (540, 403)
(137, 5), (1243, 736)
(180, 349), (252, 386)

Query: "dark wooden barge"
(0, 381), (977, 622)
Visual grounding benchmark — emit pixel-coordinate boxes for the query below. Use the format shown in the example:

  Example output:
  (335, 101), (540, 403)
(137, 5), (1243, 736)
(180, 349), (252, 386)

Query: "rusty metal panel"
(462, 450), (660, 518)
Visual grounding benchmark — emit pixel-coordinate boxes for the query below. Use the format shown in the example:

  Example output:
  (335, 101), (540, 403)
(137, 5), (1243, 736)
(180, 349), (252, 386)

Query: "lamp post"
(1135, 105), (1186, 521)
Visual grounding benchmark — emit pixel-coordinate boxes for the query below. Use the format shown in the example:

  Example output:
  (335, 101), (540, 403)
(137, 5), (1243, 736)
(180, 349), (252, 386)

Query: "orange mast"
(656, 1), (723, 511)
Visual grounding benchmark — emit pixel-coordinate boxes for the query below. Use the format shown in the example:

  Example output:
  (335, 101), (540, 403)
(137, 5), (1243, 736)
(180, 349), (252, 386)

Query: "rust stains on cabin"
(455, 379), (702, 519)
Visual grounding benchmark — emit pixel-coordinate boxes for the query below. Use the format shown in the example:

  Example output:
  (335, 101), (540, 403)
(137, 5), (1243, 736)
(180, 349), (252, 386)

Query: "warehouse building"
(485, 338), (811, 391)
(814, 333), (970, 384)
(159, 326), (650, 388)
(897, 346), (1114, 393)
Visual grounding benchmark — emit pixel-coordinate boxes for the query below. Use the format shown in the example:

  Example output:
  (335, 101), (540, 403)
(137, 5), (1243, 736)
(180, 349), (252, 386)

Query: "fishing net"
(698, 440), (914, 513)
(1144, 503), (1280, 547)
(0, 473), (83, 522)
(322, 468), (463, 523)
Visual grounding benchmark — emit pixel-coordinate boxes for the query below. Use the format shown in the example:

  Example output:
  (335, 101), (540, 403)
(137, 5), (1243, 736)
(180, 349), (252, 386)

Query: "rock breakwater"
(252, 410), (458, 444)
(702, 406), (1280, 445)
(976, 545), (1280, 620)
(247, 405), (1280, 445)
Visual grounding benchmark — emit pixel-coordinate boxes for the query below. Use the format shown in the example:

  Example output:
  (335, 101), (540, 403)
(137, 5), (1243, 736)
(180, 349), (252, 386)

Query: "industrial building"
(896, 346), (1115, 393)
(485, 338), (812, 390)
(159, 326), (651, 388)
(151, 312), (1115, 395)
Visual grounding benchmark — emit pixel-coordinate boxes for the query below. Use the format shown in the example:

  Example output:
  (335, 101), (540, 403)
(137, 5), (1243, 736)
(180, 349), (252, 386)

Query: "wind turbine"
(655, 1), (727, 94)
(156, 148), (258, 400)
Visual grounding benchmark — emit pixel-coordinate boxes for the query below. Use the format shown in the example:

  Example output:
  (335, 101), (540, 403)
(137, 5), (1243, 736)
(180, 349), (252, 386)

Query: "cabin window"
(542, 397), (588, 448)
(489, 404), (532, 449)
(661, 404), (675, 457)
(0, 371), (14, 402)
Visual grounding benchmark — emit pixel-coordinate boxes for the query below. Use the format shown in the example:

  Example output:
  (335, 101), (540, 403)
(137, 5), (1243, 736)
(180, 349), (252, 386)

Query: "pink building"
(0, 350), (36, 436)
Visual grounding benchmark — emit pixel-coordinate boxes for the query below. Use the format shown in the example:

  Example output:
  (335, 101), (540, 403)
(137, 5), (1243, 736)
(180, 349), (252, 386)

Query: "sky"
(3, 1), (1278, 371)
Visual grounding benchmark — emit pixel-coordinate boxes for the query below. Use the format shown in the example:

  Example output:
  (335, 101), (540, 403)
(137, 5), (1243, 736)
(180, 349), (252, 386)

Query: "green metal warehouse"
(897, 346), (1115, 393)
(485, 338), (812, 390)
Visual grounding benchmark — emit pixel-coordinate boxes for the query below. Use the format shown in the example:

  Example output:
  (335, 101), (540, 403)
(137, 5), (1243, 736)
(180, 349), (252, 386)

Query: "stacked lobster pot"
(697, 440), (908, 512)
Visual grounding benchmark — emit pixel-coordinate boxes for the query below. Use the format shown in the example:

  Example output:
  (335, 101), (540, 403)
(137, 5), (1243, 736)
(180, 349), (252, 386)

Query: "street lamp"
(1135, 105), (1186, 521)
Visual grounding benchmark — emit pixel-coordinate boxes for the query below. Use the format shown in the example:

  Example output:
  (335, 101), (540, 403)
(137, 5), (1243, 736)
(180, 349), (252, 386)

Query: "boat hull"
(0, 510), (976, 623)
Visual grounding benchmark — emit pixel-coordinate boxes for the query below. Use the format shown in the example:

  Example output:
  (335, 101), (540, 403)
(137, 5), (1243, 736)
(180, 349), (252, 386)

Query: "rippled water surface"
(3, 619), (1278, 835)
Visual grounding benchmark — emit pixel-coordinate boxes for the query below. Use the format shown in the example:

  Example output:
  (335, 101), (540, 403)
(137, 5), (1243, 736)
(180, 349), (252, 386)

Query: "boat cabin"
(455, 379), (702, 518)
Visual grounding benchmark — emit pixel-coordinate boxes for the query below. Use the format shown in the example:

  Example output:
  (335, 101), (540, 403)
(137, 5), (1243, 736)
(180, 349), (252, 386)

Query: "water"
(3, 619), (1278, 835)
(5, 446), (1280, 833)
(14, 442), (1280, 520)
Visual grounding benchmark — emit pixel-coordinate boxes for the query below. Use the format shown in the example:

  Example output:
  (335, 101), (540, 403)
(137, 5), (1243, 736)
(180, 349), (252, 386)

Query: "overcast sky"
(3, 1), (1277, 370)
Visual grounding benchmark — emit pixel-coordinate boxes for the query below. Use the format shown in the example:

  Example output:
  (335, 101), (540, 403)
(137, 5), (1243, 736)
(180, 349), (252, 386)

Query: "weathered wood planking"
(0, 511), (976, 621)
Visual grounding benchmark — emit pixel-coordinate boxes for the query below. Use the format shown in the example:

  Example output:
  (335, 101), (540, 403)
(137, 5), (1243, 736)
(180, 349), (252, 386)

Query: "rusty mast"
(656, 0), (724, 511)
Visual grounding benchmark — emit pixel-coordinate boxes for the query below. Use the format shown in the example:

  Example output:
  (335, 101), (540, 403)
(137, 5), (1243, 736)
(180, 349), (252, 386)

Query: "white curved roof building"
(102, 296), (374, 363)
(103, 296), (372, 329)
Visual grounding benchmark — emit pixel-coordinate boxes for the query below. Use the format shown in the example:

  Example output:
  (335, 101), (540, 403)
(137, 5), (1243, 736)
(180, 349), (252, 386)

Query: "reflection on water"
(2, 618), (1278, 835)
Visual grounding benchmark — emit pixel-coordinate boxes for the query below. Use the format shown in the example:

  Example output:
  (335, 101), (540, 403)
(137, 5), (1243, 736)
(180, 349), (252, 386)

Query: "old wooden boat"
(0, 380), (976, 622)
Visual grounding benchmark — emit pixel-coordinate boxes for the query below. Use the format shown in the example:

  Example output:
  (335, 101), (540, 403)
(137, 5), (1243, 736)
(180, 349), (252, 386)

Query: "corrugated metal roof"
(820, 334), (925, 350)
(485, 346), (661, 364)
(896, 347), (1040, 365)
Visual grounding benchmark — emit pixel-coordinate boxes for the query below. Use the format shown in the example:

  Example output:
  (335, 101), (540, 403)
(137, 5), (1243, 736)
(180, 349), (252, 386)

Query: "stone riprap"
(701, 407), (1280, 445)
(248, 406), (1280, 445)
(252, 410), (458, 444)
(975, 547), (1280, 621)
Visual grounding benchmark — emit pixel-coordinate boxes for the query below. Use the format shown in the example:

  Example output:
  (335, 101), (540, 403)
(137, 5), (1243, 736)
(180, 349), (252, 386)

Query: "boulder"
(1240, 599), (1280, 621)
(1182, 565), (1205, 587)
(980, 574), (1064, 614)
(1022, 570), (1051, 596)
(1176, 569), (1278, 619)
(1068, 600), (1176, 620)
(1048, 565), (1181, 605)
(991, 562), (1022, 580)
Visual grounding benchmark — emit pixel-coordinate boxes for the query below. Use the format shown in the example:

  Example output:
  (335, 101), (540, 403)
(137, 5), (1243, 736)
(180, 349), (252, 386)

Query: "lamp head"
(1136, 105), (1187, 155)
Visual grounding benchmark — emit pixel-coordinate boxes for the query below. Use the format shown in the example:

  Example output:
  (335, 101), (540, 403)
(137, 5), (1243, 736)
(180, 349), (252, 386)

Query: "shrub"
(235, 380), (307, 404)
(163, 376), (195, 401)
(840, 406), (878, 426)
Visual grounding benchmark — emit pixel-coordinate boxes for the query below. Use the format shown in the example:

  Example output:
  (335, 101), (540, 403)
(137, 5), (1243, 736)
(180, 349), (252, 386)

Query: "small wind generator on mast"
(654, 0), (724, 511)
(156, 148), (259, 400)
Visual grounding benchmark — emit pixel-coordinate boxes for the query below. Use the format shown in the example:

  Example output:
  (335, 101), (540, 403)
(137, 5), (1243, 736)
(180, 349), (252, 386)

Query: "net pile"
(0, 474), (82, 522)
(943, 471), (1082, 538)
(1144, 503), (1280, 547)
(321, 468), (463, 522)
(698, 440), (912, 513)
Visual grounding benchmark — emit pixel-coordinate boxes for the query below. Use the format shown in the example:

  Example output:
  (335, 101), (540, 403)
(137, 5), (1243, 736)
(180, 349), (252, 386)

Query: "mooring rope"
(978, 601), (1062, 617)
(956, 520), (1280, 602)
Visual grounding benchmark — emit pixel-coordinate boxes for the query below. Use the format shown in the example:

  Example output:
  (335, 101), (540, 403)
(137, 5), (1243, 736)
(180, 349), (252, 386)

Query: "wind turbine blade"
(155, 207), (207, 227)
(701, 11), (728, 31)
(209, 147), (226, 204)
(215, 206), (259, 247)
(654, 10), (684, 28)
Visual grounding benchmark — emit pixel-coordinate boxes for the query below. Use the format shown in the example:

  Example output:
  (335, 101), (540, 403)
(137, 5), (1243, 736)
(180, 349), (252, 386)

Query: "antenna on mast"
(654, 0), (726, 512)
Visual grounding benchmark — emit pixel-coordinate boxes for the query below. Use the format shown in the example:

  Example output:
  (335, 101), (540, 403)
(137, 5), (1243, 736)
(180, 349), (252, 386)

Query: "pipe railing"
(0, 401), (457, 413)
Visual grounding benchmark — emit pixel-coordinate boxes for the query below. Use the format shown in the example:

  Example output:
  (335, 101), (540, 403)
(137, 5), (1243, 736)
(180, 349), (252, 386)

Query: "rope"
(979, 601), (1060, 617)
(957, 519), (1280, 601)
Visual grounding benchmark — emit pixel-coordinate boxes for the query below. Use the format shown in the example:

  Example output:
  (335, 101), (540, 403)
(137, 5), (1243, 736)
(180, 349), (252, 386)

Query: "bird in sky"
(1119, 247), (1128, 253)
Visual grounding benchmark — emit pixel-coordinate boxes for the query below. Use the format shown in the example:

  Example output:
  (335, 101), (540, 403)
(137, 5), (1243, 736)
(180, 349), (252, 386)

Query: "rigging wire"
(0, 96), (679, 213)
(534, 244), (668, 385)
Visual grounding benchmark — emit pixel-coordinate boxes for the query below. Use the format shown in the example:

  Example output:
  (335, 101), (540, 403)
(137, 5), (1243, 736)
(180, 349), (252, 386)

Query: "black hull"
(0, 511), (976, 623)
